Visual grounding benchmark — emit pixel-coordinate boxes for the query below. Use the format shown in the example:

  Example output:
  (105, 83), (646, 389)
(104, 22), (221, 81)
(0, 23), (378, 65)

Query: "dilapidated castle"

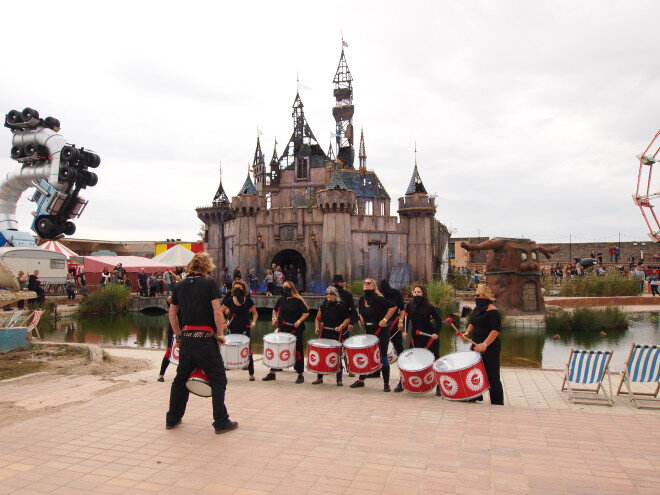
(197, 49), (449, 292)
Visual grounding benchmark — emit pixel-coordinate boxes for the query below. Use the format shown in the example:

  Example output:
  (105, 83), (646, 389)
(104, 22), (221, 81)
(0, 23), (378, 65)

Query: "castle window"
(266, 193), (272, 210)
(296, 157), (309, 180)
(364, 200), (373, 215)
(380, 202), (385, 215)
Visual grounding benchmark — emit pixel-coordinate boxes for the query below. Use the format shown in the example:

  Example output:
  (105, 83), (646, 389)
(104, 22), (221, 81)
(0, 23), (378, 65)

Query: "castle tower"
(252, 137), (266, 193)
(398, 161), (436, 282)
(196, 165), (233, 277)
(269, 140), (279, 188)
(332, 49), (355, 169)
(230, 173), (266, 274)
(317, 172), (357, 283)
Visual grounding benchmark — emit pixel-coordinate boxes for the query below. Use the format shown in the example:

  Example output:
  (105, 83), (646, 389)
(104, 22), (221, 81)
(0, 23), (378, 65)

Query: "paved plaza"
(0, 347), (658, 495)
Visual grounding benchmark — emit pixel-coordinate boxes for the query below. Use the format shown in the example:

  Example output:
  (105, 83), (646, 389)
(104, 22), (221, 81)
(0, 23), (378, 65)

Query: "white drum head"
(186, 379), (211, 397)
(225, 334), (250, 345)
(344, 334), (378, 349)
(264, 332), (296, 344)
(433, 351), (482, 373)
(398, 348), (435, 371)
(308, 338), (341, 348)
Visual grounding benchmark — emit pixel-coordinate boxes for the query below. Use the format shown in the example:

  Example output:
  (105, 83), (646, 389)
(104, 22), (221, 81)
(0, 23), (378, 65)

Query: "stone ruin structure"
(197, 49), (450, 292)
(460, 238), (560, 314)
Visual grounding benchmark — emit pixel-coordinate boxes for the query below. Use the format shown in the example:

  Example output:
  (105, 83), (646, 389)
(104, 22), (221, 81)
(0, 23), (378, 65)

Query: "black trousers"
(652, 285), (659, 296)
(166, 336), (230, 428)
(360, 326), (390, 384)
(480, 340), (504, 405)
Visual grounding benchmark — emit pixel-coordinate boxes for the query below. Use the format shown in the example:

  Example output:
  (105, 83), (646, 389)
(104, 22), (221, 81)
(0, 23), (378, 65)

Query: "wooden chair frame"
(562, 348), (613, 406)
(616, 342), (660, 410)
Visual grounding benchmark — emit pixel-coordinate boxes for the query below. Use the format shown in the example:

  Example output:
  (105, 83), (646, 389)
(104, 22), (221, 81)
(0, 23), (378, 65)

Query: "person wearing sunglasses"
(459, 285), (504, 405)
(351, 277), (398, 391)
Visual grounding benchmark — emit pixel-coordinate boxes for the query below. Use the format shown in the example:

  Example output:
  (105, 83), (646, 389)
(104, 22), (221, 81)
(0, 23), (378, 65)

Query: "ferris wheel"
(634, 130), (660, 242)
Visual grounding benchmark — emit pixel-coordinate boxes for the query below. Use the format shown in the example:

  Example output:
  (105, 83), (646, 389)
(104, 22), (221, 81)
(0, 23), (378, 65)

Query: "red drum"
(186, 368), (211, 397)
(169, 338), (180, 366)
(397, 348), (436, 393)
(433, 351), (489, 401)
(262, 332), (296, 368)
(307, 339), (341, 374)
(387, 341), (398, 364)
(344, 334), (381, 374)
(220, 334), (250, 369)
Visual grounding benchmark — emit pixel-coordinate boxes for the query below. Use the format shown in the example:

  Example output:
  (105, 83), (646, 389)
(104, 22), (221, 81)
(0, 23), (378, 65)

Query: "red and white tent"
(39, 240), (79, 258)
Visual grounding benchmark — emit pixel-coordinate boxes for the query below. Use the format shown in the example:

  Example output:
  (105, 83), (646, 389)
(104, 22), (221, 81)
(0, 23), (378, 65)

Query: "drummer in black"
(459, 285), (504, 405)
(165, 253), (238, 433)
(351, 277), (398, 391)
(263, 280), (309, 383)
(220, 280), (258, 381)
(312, 286), (350, 386)
(333, 274), (357, 375)
(158, 295), (177, 382)
(397, 284), (443, 395)
(379, 279), (406, 374)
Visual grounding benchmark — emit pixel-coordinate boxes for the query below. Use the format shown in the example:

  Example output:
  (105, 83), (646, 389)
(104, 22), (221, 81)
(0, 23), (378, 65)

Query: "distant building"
(197, 49), (449, 291)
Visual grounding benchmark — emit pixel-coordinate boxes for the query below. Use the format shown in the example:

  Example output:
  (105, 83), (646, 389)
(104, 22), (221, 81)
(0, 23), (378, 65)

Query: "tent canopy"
(152, 244), (194, 266)
(83, 255), (174, 274)
(40, 240), (79, 258)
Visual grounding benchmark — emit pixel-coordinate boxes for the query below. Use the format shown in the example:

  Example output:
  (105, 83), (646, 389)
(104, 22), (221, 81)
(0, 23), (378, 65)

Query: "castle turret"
(317, 171), (357, 283)
(398, 161), (436, 282)
(333, 49), (355, 169)
(269, 140), (279, 188)
(230, 173), (266, 275)
(196, 165), (233, 277)
(252, 137), (266, 193)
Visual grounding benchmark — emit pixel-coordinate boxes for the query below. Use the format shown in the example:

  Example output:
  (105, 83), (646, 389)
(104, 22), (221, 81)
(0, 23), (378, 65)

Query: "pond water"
(37, 311), (660, 372)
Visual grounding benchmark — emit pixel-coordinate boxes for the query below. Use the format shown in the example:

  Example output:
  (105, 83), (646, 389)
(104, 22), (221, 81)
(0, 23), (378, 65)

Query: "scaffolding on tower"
(634, 130), (660, 241)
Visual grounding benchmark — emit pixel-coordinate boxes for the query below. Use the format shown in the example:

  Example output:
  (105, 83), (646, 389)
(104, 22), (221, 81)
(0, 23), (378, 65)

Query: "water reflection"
(37, 311), (660, 371)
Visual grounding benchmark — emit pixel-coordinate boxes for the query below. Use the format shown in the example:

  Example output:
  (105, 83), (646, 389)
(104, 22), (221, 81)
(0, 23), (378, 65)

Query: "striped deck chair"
(561, 349), (613, 406)
(26, 310), (44, 341)
(616, 343), (660, 409)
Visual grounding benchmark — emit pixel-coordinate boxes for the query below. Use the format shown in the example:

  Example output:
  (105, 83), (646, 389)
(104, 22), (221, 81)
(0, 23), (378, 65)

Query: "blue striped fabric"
(568, 350), (611, 384)
(628, 345), (660, 383)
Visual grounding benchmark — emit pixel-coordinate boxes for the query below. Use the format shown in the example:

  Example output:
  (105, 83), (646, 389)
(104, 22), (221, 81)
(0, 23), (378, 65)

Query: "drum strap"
(388, 318), (399, 332)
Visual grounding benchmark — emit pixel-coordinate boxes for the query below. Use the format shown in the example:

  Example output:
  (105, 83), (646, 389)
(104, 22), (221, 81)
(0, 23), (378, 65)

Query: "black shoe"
(157, 376), (164, 382)
(295, 375), (304, 384)
(336, 380), (343, 386)
(312, 378), (323, 385)
(393, 382), (404, 393)
(215, 421), (238, 434)
(350, 380), (365, 388)
(262, 373), (276, 381)
(383, 384), (391, 392)
(165, 420), (181, 430)
(348, 372), (355, 377)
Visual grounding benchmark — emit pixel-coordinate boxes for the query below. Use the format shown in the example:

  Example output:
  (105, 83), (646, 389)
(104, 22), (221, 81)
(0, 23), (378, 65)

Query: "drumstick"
(414, 330), (436, 349)
(444, 318), (478, 345)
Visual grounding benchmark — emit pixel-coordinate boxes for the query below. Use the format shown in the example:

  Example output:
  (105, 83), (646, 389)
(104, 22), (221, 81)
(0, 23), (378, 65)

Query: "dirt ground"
(0, 344), (152, 380)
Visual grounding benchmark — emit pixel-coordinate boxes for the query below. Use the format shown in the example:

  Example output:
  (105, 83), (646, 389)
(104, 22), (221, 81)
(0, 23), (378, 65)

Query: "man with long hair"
(165, 253), (238, 433)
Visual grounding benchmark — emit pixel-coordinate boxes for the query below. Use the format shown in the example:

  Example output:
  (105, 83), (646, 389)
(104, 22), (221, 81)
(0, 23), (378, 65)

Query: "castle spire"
(253, 136), (264, 166)
(212, 163), (229, 206)
(332, 48), (355, 169)
(270, 139), (278, 165)
(406, 164), (428, 195)
(327, 141), (336, 161)
(358, 128), (366, 170)
(238, 172), (258, 196)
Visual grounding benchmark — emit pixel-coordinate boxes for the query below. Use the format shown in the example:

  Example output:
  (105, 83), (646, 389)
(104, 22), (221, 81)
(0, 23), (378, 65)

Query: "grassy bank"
(545, 307), (629, 333)
(79, 284), (132, 315)
(558, 273), (642, 297)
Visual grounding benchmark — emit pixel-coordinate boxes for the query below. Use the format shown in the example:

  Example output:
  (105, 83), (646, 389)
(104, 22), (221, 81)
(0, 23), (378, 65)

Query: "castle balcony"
(231, 195), (266, 217)
(397, 194), (436, 216)
(316, 188), (357, 213)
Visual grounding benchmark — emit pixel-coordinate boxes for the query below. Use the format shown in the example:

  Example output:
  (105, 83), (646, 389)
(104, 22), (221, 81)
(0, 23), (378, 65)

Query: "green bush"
(348, 279), (364, 296)
(79, 283), (132, 315)
(545, 307), (629, 333)
(559, 273), (642, 297)
(410, 279), (455, 317)
(446, 272), (469, 290)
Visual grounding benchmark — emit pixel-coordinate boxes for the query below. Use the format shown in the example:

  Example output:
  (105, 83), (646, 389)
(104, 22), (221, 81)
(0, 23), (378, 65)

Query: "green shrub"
(559, 273), (641, 297)
(545, 307), (629, 333)
(348, 279), (364, 296)
(446, 272), (469, 290)
(79, 283), (132, 315)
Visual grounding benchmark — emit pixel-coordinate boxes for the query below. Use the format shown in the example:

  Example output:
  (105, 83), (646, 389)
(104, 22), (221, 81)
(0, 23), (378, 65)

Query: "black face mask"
(282, 287), (292, 297)
(234, 288), (245, 304)
(474, 298), (490, 310)
(412, 295), (424, 305)
(364, 289), (375, 303)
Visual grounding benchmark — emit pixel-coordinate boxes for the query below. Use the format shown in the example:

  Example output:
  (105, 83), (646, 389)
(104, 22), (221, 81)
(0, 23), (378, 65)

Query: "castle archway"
(272, 249), (307, 284)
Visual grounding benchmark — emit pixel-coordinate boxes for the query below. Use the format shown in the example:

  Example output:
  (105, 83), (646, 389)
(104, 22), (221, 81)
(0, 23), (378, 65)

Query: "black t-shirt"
(137, 272), (147, 286)
(275, 296), (308, 330)
(222, 295), (255, 333)
(405, 301), (442, 347)
(319, 300), (349, 329)
(470, 308), (502, 344)
(382, 289), (405, 312)
(358, 295), (396, 326)
(172, 274), (222, 332)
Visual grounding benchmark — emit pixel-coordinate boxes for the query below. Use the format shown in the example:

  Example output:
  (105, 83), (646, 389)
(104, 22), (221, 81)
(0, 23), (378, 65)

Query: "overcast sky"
(1, 1), (659, 245)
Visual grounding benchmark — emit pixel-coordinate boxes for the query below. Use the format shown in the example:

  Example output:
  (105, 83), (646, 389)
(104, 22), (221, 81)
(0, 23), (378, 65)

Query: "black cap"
(332, 274), (344, 283)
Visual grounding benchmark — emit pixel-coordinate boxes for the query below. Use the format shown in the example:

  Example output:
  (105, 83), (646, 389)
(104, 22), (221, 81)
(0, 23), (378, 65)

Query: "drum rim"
(224, 334), (250, 344)
(344, 334), (379, 349)
(432, 351), (482, 373)
(308, 338), (342, 348)
(398, 348), (435, 372)
(263, 332), (296, 343)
